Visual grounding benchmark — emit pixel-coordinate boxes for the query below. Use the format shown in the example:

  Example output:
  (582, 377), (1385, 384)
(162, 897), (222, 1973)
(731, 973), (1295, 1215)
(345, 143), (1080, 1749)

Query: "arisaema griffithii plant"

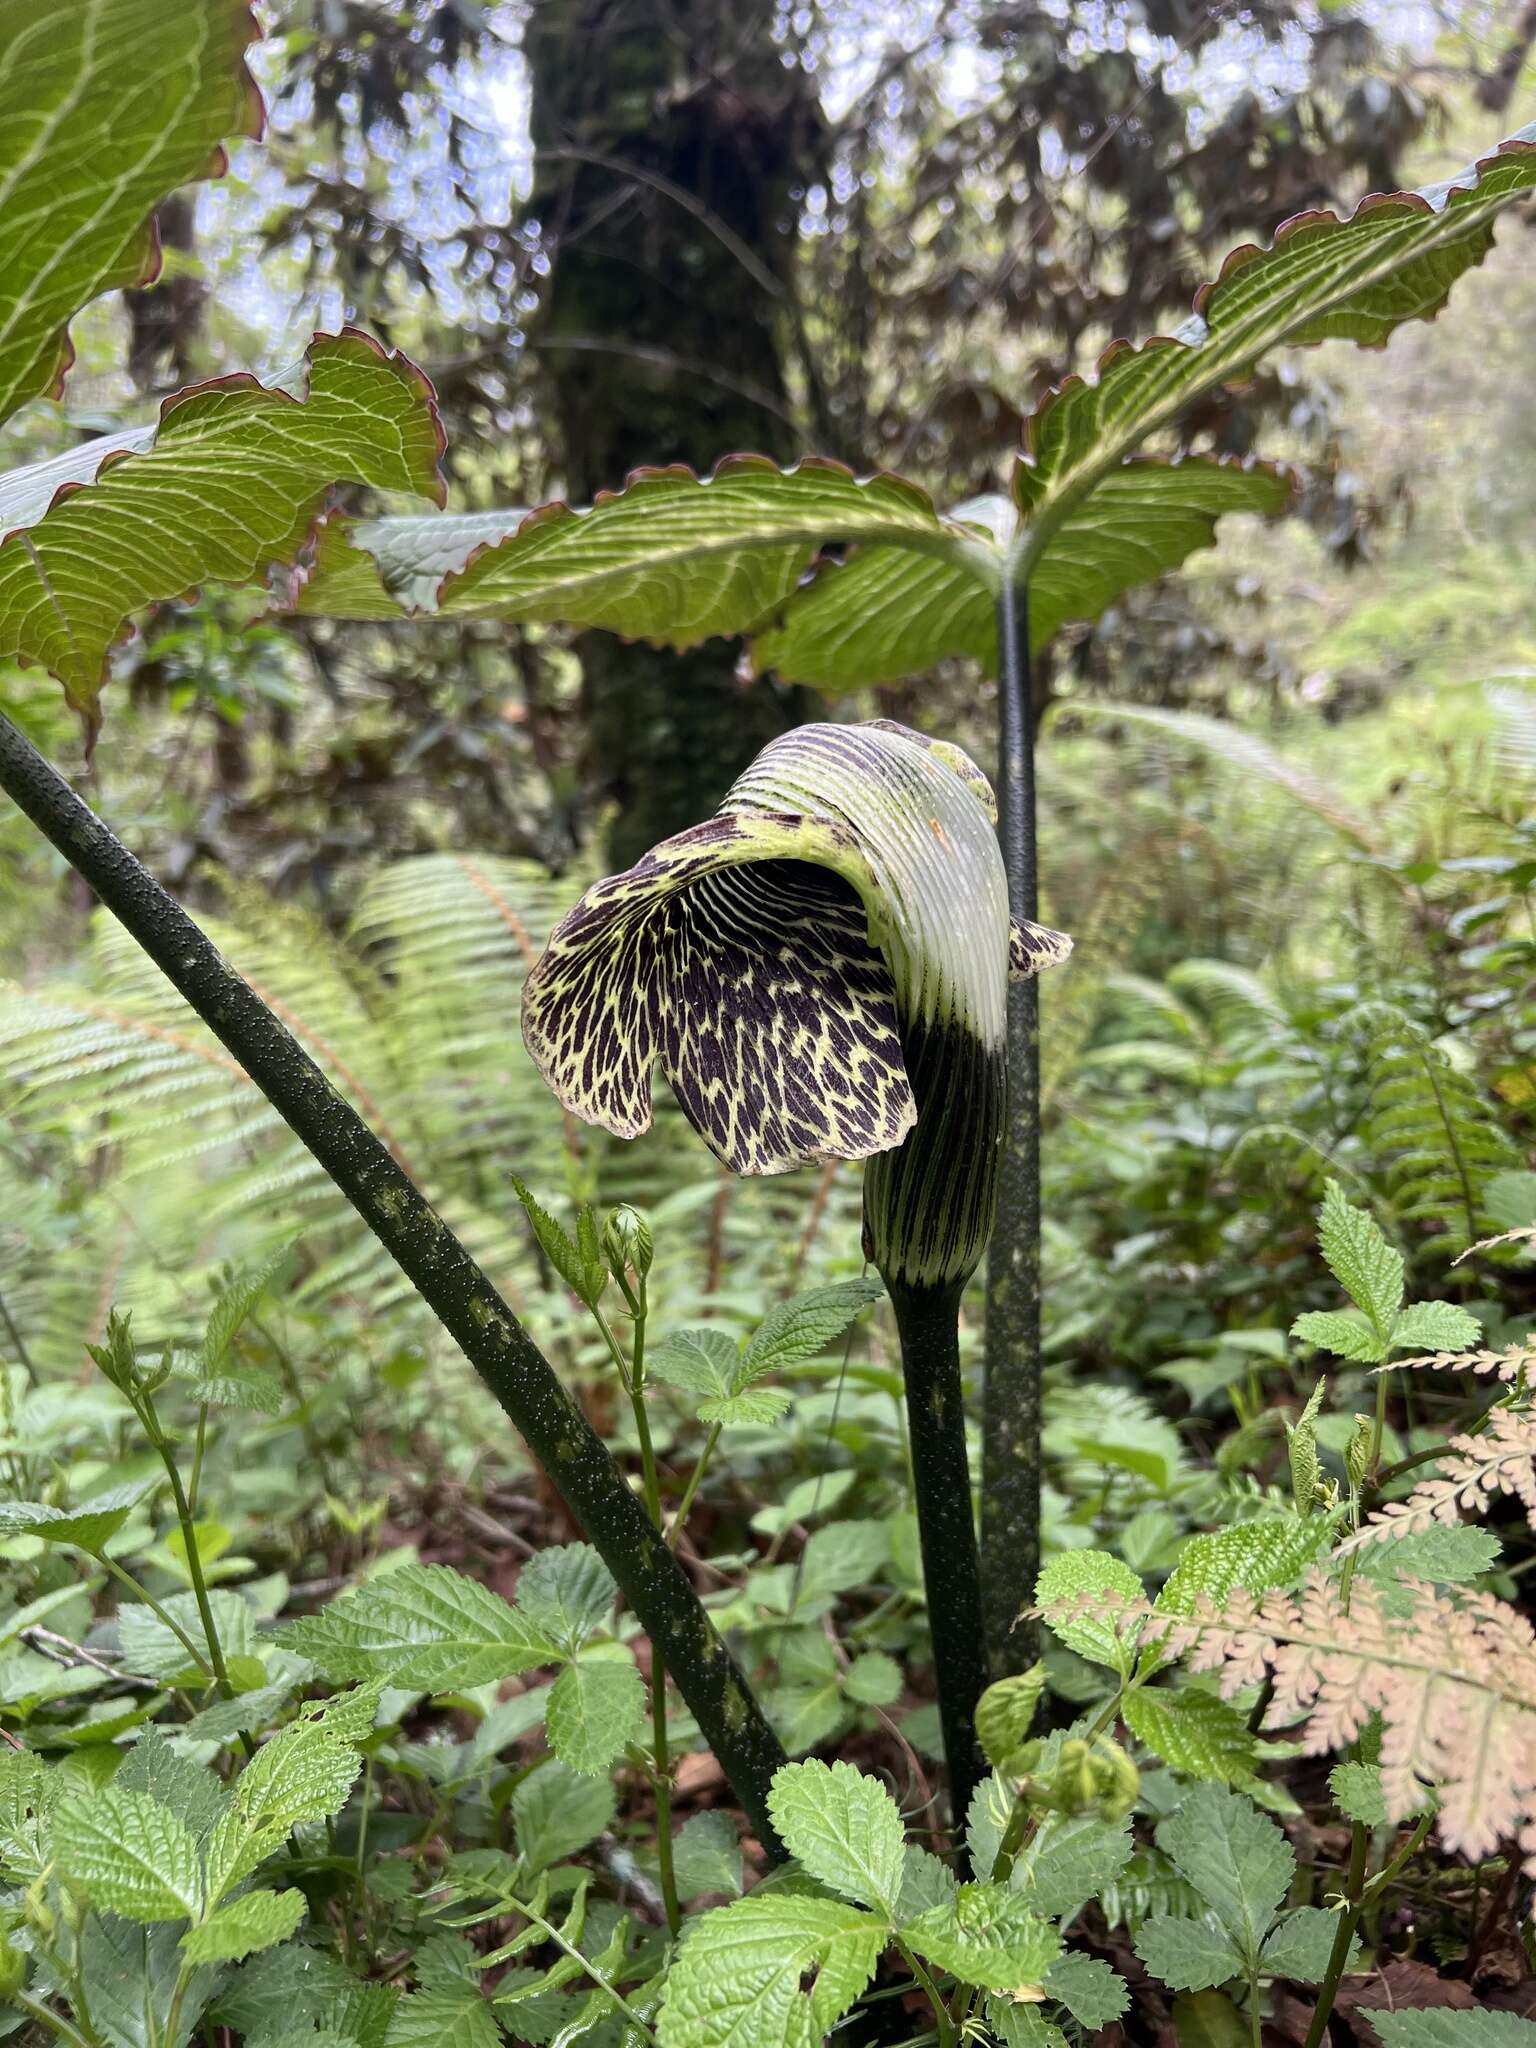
(287, 119), (1536, 1671)
(519, 717), (1070, 1811)
(1, 0), (1535, 1832)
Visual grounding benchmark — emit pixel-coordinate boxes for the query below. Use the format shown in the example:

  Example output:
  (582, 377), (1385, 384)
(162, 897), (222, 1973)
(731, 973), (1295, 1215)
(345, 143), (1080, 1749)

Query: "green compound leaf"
(1034, 1551), (1146, 1672)
(544, 1654), (645, 1776)
(512, 1543), (618, 1656)
(900, 1881), (1062, 1994)
(53, 1786), (203, 1922)
(180, 1887), (307, 1966)
(1133, 1915), (1244, 1995)
(1010, 1813), (1135, 1921)
(986, 1998), (1069, 2048)
(385, 1984), (501, 2048)
(0, 1479), (153, 1551)
(0, 328), (444, 730)
(656, 1889), (887, 2048)
(0, 0), (262, 429)
(1389, 1300), (1483, 1354)
(1290, 1309), (1384, 1363)
(1044, 1951), (1130, 2030)
(1121, 1687), (1258, 1786)
(1156, 1786), (1293, 1959)
(647, 1327), (740, 1400)
(1315, 1179), (1403, 1335)
(279, 1562), (558, 1690)
(1156, 1517), (1329, 1619)
(1260, 1906), (1359, 1984)
(233, 1724), (361, 1835)
(741, 1278), (885, 1375)
(1011, 126), (1536, 590)
(767, 1759), (906, 1917)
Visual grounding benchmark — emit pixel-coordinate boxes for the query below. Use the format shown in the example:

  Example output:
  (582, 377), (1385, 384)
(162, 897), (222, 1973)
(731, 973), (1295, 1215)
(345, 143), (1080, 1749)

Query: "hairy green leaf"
(901, 1881), (1062, 1993)
(1156, 1786), (1293, 1958)
(976, 1667), (1047, 1768)
(279, 1562), (557, 1689)
(1290, 1309), (1385, 1363)
(657, 1889), (886, 2048)
(1035, 1551), (1145, 1671)
(54, 1786), (203, 1921)
(1133, 1916), (1244, 1994)
(1260, 1907), (1357, 1984)
(0, 1479), (152, 1551)
(1363, 2014), (1536, 2046)
(1316, 1179), (1403, 1334)
(511, 1760), (617, 1872)
(181, 1887), (307, 1966)
(672, 1811), (743, 1901)
(1044, 1952), (1130, 2030)
(768, 1759), (906, 1917)
(741, 1279), (885, 1374)
(1121, 1687), (1257, 1786)
(1389, 1301), (1483, 1353)
(545, 1654), (645, 1775)
(1157, 1518), (1328, 1619)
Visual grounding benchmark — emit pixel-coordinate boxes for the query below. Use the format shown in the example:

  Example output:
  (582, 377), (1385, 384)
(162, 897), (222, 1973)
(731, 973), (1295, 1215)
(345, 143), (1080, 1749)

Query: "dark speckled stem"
(982, 574), (1042, 1677)
(890, 1278), (988, 1838)
(0, 711), (788, 1854)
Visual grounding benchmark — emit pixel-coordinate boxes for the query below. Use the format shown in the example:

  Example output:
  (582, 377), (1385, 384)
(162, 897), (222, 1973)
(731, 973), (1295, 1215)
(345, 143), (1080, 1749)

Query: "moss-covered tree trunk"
(527, 0), (822, 865)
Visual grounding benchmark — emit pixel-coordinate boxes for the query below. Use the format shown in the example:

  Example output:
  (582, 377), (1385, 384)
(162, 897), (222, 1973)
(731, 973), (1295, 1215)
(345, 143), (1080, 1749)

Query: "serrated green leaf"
(53, 1786), (203, 1921)
(79, 1915), (223, 2048)
(897, 1844), (958, 1920)
(279, 1562), (557, 1689)
(741, 1279), (884, 1374)
(985, 1996), (1069, 2048)
(510, 1181), (608, 1308)
(1012, 130), (1536, 597)
(698, 1387), (793, 1426)
(180, 1887), (307, 1966)
(901, 1882), (1062, 1993)
(1044, 1951), (1130, 2030)
(214, 1943), (399, 2047)
(512, 1761), (617, 1872)
(976, 1666), (1046, 1768)
(1157, 1518), (1328, 1619)
(1122, 1688), (1257, 1785)
(1290, 1309), (1385, 1362)
(117, 1728), (228, 1842)
(1260, 1906), (1356, 1983)
(234, 1725), (361, 1834)
(844, 1651), (903, 1707)
(203, 1245), (296, 1373)
(1316, 1180), (1403, 1334)
(672, 1811), (742, 1901)
(384, 1985), (501, 2048)
(1389, 1300), (1483, 1353)
(545, 1655), (645, 1775)
(0, 1479), (152, 1550)
(182, 1683), (297, 1746)
(657, 1889), (886, 2048)
(1133, 1915), (1245, 1994)
(1011, 1812), (1135, 1919)
(0, 0), (261, 428)
(1363, 2015), (1536, 2047)
(1329, 1760), (1389, 1826)
(1156, 1787), (1293, 1957)
(768, 1759), (906, 1916)
(515, 1544), (618, 1655)
(1035, 1551), (1145, 1671)
(0, 331), (443, 728)
(119, 1586), (253, 1680)
(647, 1328), (739, 1400)
(1357, 1524), (1500, 1584)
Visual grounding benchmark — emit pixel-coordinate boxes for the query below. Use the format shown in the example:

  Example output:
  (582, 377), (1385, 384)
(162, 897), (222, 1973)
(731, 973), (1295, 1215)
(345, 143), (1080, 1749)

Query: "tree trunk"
(527, 0), (821, 864)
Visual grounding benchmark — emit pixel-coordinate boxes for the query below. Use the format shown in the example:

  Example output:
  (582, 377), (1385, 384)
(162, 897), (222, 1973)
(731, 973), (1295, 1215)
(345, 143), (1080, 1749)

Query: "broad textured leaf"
(976, 1666), (1046, 1768)
(119, 1587), (253, 1679)
(544, 1654), (645, 1775)
(1357, 1524), (1500, 1584)
(1364, 2016), (1536, 2047)
(646, 1327), (740, 1400)
(279, 1562), (556, 1689)
(699, 1386), (793, 1426)
(212, 1943), (399, 2048)
(79, 1915), (222, 2048)
(1389, 1301), (1483, 1353)
(0, 1479), (151, 1550)
(1122, 1687), (1257, 1785)
(203, 1244), (294, 1372)
(1035, 1551), (1146, 1670)
(1156, 1786), (1293, 1957)
(0, 329), (444, 726)
(0, 0), (261, 428)
(656, 1890), (886, 2048)
(1172, 1989), (1252, 2048)
(1133, 1917), (1244, 1995)
(1329, 1760), (1391, 1826)
(1157, 1518), (1328, 1618)
(672, 1810), (743, 1900)
(752, 457), (1290, 684)
(897, 1845), (958, 1920)
(742, 1278), (885, 1373)
(1290, 1309), (1384, 1362)
(1260, 1907), (1357, 1984)
(511, 1760), (617, 1871)
(54, 1786), (203, 1921)
(180, 1887), (306, 1966)
(1316, 1180), (1403, 1333)
(384, 1986), (500, 2048)
(1045, 1952), (1130, 2030)
(1012, 127), (1536, 587)
(901, 1882), (1062, 1993)
(233, 1726), (360, 1835)
(292, 508), (525, 616)
(768, 1760), (906, 1916)
(513, 1543), (617, 1655)
(987, 1998), (1069, 2048)
(1010, 1813), (1134, 1919)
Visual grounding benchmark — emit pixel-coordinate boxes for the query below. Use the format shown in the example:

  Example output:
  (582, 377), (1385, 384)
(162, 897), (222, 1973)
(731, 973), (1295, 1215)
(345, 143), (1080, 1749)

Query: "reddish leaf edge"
(39, 3), (267, 412)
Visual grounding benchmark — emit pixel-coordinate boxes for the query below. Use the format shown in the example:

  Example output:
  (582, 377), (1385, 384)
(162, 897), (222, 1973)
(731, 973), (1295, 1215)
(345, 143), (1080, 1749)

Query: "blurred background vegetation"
(1, 0), (1533, 1700)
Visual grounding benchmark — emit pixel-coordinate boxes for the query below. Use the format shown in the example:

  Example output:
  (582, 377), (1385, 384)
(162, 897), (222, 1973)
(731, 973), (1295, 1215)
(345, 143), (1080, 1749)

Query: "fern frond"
(1350, 1002), (1518, 1255)
(1338, 1409), (1536, 1552)
(1457, 1224), (1536, 1262)
(1388, 1344), (1536, 1386)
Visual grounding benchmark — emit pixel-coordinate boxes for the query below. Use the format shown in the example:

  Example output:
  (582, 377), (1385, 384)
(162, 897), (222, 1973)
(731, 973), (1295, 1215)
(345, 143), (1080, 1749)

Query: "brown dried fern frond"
(1455, 1223), (1536, 1263)
(1153, 1574), (1536, 1870)
(1338, 1409), (1536, 1553)
(1385, 1343), (1536, 1385)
